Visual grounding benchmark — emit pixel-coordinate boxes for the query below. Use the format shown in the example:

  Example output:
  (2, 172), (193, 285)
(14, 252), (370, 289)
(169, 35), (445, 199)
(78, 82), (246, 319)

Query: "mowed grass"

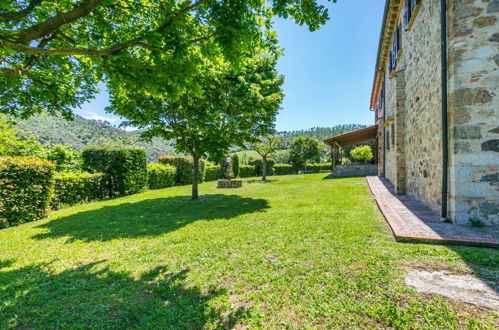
(0, 174), (498, 329)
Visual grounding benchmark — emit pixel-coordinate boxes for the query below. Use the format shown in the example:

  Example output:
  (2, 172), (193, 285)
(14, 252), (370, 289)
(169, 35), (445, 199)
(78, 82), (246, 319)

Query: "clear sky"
(75, 0), (385, 132)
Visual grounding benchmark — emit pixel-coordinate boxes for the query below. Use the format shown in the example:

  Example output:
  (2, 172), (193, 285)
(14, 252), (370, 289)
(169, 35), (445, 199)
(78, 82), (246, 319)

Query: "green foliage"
(13, 114), (177, 162)
(205, 163), (223, 182)
(0, 116), (45, 157)
(249, 158), (275, 176)
(0, 156), (55, 228)
(350, 145), (373, 162)
(232, 154), (240, 178)
(273, 164), (296, 175)
(305, 163), (332, 173)
(239, 165), (257, 178)
(147, 163), (176, 190)
(289, 136), (321, 168)
(45, 145), (80, 172)
(251, 136), (283, 159)
(81, 147), (147, 197)
(270, 149), (291, 164)
(1, 0), (336, 118)
(340, 157), (352, 165)
(158, 156), (206, 186)
(52, 172), (108, 209)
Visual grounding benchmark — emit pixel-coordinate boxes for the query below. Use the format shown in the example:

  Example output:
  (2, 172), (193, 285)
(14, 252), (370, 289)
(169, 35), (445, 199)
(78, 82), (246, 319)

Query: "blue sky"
(76, 0), (385, 132)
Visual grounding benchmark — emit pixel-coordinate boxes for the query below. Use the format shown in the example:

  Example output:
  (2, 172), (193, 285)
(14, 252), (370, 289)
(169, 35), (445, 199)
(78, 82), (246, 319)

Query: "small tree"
(350, 145), (373, 163)
(250, 136), (283, 181)
(232, 154), (240, 178)
(46, 145), (80, 172)
(289, 136), (320, 170)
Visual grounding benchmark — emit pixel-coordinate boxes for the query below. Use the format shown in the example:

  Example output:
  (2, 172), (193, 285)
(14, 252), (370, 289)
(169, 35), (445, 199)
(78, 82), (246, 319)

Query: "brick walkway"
(366, 176), (499, 248)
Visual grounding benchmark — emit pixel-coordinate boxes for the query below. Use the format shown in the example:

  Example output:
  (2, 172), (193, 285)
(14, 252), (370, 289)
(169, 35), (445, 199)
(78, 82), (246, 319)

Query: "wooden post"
(332, 145), (336, 173)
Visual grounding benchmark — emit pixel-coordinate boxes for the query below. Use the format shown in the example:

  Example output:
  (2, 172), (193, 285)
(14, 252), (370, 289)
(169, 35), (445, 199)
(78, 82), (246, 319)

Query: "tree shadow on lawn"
(0, 259), (249, 328)
(246, 179), (278, 184)
(34, 194), (269, 242)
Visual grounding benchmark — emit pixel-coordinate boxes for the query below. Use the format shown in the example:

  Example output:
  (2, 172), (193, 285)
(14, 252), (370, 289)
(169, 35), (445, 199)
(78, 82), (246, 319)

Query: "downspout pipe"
(440, 0), (449, 221)
(382, 70), (386, 178)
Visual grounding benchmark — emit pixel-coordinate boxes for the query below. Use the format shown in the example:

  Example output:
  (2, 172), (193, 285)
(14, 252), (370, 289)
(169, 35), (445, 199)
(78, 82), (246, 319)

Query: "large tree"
(111, 55), (284, 199)
(0, 0), (335, 119)
(289, 136), (320, 170)
(250, 135), (283, 181)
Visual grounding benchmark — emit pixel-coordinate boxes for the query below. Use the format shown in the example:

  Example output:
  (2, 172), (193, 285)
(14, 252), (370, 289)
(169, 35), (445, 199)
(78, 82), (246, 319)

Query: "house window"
(386, 131), (390, 150)
(404, 0), (421, 29)
(389, 25), (401, 74)
(391, 123), (395, 147)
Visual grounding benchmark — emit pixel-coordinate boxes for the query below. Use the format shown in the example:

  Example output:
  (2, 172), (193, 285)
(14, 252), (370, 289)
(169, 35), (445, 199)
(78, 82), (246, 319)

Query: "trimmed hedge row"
(159, 156), (205, 185)
(52, 172), (108, 209)
(0, 156), (55, 228)
(273, 164), (296, 175)
(249, 158), (275, 176)
(306, 163), (332, 173)
(82, 147), (147, 196)
(147, 163), (176, 190)
(205, 163), (222, 182)
(239, 165), (256, 178)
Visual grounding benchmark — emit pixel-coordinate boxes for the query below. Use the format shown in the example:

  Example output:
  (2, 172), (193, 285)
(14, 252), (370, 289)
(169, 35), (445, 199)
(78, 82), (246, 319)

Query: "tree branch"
(13, 0), (105, 43)
(0, 0), (43, 22)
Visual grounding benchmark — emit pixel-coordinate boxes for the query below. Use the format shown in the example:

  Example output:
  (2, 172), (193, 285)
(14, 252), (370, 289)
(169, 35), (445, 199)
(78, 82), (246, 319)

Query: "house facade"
(371, 0), (498, 226)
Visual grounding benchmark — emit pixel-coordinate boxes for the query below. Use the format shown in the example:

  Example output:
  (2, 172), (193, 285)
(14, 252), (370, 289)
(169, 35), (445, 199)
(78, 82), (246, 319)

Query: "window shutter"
(397, 25), (402, 51)
(404, 0), (410, 27)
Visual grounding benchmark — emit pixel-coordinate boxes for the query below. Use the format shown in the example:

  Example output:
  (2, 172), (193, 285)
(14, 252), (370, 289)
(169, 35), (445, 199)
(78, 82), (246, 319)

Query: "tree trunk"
(262, 155), (267, 181)
(192, 155), (199, 200)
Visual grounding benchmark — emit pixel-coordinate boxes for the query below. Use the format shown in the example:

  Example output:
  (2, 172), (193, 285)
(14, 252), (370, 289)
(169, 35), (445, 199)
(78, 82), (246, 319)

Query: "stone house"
(370, 0), (498, 226)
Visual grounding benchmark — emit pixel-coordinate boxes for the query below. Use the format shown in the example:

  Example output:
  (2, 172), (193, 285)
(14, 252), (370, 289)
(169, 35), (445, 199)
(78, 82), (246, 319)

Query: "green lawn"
(0, 174), (497, 328)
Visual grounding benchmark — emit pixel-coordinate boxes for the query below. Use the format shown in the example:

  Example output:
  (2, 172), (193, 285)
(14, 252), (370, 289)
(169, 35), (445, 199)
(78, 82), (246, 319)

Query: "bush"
(0, 156), (55, 228)
(45, 145), (80, 172)
(306, 163), (332, 173)
(239, 165), (256, 178)
(52, 172), (108, 209)
(232, 154), (240, 178)
(147, 163), (176, 190)
(273, 164), (295, 175)
(350, 145), (373, 162)
(81, 147), (147, 197)
(340, 157), (352, 165)
(205, 162), (222, 181)
(249, 158), (275, 176)
(158, 155), (205, 185)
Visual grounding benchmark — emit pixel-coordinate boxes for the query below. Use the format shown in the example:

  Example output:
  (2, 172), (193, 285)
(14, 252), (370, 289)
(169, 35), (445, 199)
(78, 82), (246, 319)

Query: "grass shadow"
(0, 259), (249, 328)
(34, 194), (269, 242)
(246, 179), (279, 184)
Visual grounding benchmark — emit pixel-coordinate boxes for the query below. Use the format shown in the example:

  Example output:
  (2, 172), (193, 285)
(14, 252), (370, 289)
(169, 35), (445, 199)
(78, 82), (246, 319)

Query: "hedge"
(82, 147), (147, 197)
(147, 162), (176, 190)
(273, 164), (296, 175)
(158, 155), (205, 185)
(239, 165), (256, 178)
(305, 163), (332, 173)
(52, 172), (108, 209)
(0, 156), (55, 228)
(249, 158), (275, 176)
(205, 163), (222, 181)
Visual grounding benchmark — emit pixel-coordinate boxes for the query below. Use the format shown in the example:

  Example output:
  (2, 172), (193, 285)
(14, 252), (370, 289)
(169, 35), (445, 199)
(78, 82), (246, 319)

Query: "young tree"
(1, 0), (336, 119)
(250, 136), (283, 181)
(0, 116), (45, 157)
(110, 55), (284, 199)
(289, 136), (320, 170)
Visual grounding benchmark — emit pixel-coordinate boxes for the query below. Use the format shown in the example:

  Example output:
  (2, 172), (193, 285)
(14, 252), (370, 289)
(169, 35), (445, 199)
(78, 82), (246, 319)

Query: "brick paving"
(366, 176), (499, 248)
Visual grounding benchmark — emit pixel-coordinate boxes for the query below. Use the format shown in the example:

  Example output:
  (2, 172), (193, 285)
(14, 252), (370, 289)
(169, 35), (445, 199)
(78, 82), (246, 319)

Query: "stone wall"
(447, 0), (499, 226)
(332, 165), (377, 177)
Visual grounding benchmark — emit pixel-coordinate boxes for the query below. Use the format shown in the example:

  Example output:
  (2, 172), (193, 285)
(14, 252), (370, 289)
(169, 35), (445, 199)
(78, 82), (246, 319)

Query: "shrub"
(205, 162), (222, 182)
(273, 164), (295, 175)
(239, 165), (256, 178)
(45, 145), (80, 172)
(340, 157), (351, 165)
(81, 147), (147, 197)
(52, 172), (108, 209)
(0, 156), (55, 228)
(147, 163), (176, 190)
(249, 158), (275, 176)
(232, 154), (240, 178)
(306, 163), (332, 173)
(158, 155), (205, 185)
(350, 145), (373, 162)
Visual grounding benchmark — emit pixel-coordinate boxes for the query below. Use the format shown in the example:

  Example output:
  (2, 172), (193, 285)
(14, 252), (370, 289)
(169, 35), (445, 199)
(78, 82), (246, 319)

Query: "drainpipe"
(440, 0), (449, 222)
(382, 70), (386, 178)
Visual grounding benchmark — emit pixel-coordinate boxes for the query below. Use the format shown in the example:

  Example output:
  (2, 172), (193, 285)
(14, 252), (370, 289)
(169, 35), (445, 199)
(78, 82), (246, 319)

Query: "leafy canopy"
(1, 0), (336, 119)
(0, 116), (45, 157)
(350, 145), (373, 162)
(251, 135), (283, 158)
(289, 136), (320, 167)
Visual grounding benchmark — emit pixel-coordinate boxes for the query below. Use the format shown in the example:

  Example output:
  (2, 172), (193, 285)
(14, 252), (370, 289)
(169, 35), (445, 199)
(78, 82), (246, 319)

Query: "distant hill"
(13, 114), (178, 162)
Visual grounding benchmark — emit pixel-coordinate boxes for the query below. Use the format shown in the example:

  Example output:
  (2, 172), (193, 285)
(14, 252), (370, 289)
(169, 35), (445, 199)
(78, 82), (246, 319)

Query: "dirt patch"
(405, 270), (499, 310)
